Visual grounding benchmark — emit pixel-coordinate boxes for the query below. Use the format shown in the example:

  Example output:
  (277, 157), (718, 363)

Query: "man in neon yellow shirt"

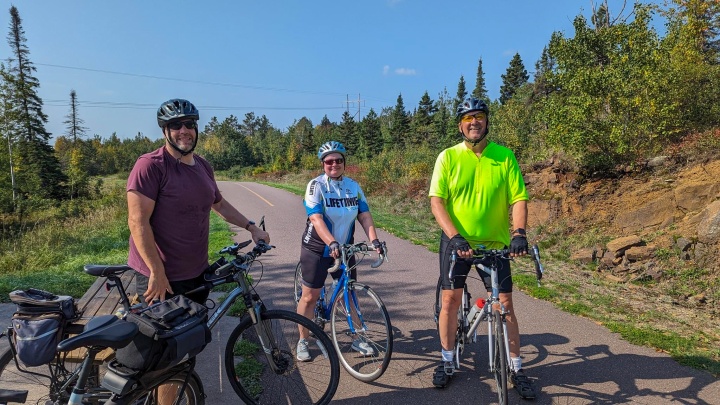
(429, 97), (536, 399)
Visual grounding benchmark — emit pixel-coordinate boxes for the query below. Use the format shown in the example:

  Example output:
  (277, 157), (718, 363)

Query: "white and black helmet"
(317, 141), (347, 160)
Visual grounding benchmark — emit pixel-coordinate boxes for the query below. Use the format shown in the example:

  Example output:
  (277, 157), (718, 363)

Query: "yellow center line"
(237, 183), (274, 206)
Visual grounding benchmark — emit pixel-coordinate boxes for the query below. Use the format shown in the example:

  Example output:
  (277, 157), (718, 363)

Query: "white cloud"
(383, 65), (390, 75)
(394, 67), (416, 76)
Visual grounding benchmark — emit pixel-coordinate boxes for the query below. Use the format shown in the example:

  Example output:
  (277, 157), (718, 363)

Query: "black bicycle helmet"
(317, 141), (347, 161)
(157, 99), (199, 128)
(457, 97), (490, 145)
(456, 97), (489, 120)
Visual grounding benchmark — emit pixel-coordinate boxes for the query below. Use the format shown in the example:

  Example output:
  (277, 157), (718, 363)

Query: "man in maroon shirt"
(127, 98), (270, 304)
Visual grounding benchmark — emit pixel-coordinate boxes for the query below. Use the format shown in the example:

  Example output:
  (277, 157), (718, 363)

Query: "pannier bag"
(115, 294), (211, 372)
(9, 288), (79, 367)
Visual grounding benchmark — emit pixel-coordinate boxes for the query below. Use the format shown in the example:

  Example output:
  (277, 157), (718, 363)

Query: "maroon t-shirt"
(127, 147), (222, 281)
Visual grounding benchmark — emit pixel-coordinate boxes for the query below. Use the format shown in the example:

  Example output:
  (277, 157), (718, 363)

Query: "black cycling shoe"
(511, 369), (537, 399)
(432, 361), (455, 388)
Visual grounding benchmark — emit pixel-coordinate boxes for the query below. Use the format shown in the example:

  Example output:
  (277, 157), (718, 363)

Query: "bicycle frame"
(317, 255), (364, 337)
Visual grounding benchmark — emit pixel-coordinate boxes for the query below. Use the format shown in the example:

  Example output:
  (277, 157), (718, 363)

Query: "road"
(209, 181), (719, 404)
(2, 181), (718, 404)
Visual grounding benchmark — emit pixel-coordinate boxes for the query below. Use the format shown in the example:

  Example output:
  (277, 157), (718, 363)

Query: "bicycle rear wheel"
(224, 309), (339, 405)
(330, 282), (392, 382)
(122, 371), (204, 405)
(491, 309), (509, 405)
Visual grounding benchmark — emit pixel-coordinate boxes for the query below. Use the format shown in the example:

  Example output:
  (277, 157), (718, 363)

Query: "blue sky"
(0, 0), (661, 142)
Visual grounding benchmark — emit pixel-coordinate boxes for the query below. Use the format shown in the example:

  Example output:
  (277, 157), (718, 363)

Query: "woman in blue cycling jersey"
(295, 141), (384, 361)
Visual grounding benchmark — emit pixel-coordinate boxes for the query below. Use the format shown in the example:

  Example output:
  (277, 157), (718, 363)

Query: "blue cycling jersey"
(301, 174), (370, 256)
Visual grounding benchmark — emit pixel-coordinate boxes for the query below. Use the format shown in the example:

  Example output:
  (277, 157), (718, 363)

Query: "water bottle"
(467, 298), (486, 324)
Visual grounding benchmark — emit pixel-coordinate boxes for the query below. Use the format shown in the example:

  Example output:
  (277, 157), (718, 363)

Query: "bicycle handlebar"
(327, 241), (388, 274)
(449, 244), (545, 286)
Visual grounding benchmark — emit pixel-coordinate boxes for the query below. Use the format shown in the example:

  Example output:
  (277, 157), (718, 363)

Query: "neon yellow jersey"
(429, 141), (528, 249)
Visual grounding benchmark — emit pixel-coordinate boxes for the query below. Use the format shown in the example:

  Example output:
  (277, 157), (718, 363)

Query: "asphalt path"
(2, 181), (719, 404)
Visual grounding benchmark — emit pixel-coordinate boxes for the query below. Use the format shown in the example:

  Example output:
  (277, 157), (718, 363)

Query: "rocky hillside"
(522, 148), (720, 350)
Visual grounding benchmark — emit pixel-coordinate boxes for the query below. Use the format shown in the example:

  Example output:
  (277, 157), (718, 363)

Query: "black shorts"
(438, 232), (513, 293)
(299, 247), (357, 289)
(135, 271), (210, 306)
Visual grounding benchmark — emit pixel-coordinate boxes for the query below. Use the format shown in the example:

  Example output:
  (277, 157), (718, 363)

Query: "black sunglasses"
(167, 120), (197, 130)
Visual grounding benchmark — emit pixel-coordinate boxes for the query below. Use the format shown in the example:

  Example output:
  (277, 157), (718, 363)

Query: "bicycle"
(2, 232), (340, 404)
(433, 244), (545, 405)
(0, 282), (205, 405)
(293, 241), (392, 382)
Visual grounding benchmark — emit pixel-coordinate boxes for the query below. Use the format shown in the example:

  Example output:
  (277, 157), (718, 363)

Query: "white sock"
(441, 349), (454, 362)
(511, 357), (522, 372)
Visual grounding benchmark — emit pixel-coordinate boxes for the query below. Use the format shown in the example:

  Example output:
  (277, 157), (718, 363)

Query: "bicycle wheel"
(492, 309), (509, 405)
(294, 262), (303, 304)
(330, 282), (392, 382)
(224, 309), (340, 405)
(123, 371), (204, 405)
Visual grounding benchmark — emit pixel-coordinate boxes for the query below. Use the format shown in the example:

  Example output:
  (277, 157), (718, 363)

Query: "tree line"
(1, 1), (719, 218)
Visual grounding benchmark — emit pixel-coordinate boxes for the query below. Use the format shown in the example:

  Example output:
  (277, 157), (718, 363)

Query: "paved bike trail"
(2, 181), (718, 404)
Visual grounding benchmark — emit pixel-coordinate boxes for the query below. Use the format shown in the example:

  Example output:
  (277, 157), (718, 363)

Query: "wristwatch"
(245, 220), (255, 231)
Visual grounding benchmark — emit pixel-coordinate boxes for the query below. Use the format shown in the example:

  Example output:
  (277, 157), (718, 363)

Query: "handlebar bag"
(9, 288), (78, 367)
(115, 294), (211, 372)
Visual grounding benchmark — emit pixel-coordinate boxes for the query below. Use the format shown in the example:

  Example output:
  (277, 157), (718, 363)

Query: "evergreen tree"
(411, 91), (436, 146)
(389, 93), (410, 148)
(499, 53), (529, 105)
(6, 6), (66, 202)
(63, 90), (87, 142)
(453, 75), (468, 114)
(359, 108), (382, 157)
(472, 58), (489, 103)
(338, 110), (357, 153)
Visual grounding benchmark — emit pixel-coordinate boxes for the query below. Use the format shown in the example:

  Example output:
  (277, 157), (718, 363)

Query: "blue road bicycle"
(294, 242), (392, 382)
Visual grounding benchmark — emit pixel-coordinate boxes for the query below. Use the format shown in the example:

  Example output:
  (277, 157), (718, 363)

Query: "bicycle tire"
(294, 262), (303, 304)
(492, 309), (509, 405)
(120, 370), (204, 405)
(224, 309), (340, 405)
(330, 282), (392, 382)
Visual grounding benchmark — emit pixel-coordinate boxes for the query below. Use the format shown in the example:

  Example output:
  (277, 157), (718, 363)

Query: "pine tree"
(389, 94), (410, 148)
(499, 53), (529, 105)
(6, 6), (66, 202)
(411, 91), (436, 146)
(63, 90), (87, 143)
(472, 58), (489, 103)
(533, 46), (556, 100)
(453, 75), (468, 114)
(338, 110), (357, 154)
(359, 108), (381, 157)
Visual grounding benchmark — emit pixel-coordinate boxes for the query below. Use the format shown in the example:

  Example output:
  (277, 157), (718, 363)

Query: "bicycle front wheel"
(224, 309), (340, 405)
(330, 282), (393, 382)
(491, 309), (509, 405)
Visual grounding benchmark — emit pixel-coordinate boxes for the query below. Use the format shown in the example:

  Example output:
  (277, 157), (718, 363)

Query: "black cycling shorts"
(299, 247), (357, 289)
(438, 232), (513, 293)
(135, 271), (210, 306)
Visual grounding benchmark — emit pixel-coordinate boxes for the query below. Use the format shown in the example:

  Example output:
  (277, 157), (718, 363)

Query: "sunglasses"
(323, 158), (345, 166)
(460, 112), (487, 123)
(167, 120), (197, 130)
